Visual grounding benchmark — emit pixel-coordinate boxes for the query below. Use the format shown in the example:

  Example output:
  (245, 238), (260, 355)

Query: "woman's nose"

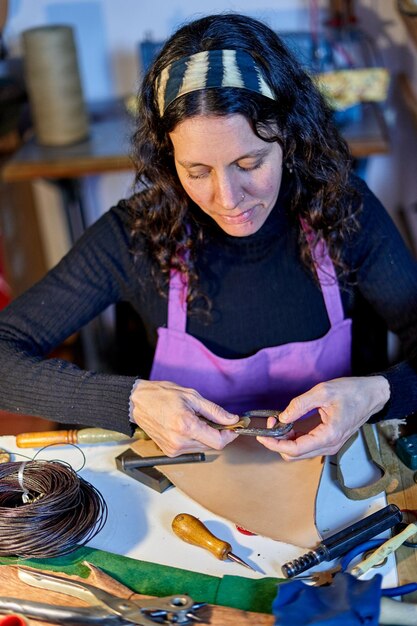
(214, 173), (243, 210)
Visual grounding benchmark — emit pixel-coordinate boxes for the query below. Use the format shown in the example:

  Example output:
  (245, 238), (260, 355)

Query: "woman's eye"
(187, 171), (209, 180)
(237, 160), (263, 172)
(185, 160), (263, 179)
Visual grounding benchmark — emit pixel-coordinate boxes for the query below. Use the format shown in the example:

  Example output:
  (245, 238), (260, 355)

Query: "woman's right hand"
(130, 379), (239, 456)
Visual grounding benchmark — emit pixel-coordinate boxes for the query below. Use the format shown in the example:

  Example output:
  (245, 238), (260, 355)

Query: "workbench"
(0, 429), (400, 613)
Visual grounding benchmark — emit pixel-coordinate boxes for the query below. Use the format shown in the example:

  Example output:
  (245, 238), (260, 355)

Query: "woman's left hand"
(257, 375), (390, 460)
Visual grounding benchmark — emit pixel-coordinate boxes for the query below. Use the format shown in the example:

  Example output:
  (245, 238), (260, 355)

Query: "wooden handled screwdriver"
(16, 427), (149, 448)
(172, 513), (256, 572)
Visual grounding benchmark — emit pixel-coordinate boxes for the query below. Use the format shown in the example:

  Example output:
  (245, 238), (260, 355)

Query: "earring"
(286, 161), (294, 174)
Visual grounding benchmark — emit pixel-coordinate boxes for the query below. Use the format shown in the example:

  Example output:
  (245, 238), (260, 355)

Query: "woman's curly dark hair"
(129, 12), (361, 307)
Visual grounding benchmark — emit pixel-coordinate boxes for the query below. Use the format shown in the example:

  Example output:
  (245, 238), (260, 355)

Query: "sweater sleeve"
(350, 178), (417, 421)
(0, 205), (138, 435)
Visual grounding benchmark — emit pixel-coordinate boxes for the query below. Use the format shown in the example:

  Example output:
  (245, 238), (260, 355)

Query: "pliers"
(291, 538), (417, 597)
(0, 564), (206, 625)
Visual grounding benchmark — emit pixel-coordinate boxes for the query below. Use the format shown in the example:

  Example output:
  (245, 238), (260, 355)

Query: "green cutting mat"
(0, 545), (284, 614)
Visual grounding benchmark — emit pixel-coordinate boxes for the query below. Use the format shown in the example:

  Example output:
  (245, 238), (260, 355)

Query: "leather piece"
(132, 428), (324, 549)
(336, 425), (393, 500)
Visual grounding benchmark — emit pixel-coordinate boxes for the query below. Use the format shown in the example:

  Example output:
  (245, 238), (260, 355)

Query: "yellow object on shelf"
(313, 67), (390, 110)
(125, 94), (139, 117)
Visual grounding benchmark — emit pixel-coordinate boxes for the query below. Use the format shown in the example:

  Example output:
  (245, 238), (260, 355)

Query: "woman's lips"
(220, 206), (256, 224)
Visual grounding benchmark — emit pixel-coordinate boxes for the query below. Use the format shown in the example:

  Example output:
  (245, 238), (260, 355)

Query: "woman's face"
(169, 114), (283, 237)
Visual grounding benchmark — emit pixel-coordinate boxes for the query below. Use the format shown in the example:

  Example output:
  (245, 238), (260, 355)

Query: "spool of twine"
(0, 459), (107, 558)
(22, 25), (89, 146)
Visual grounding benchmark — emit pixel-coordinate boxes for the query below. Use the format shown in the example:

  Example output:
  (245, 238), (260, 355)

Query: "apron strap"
(167, 269), (188, 332)
(312, 240), (345, 326)
(335, 424), (393, 500)
(302, 221), (345, 327)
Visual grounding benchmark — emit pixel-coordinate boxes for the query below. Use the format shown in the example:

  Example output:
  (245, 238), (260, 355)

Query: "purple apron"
(150, 239), (352, 414)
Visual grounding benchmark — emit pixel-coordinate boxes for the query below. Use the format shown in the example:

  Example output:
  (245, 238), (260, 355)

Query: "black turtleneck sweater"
(0, 175), (417, 434)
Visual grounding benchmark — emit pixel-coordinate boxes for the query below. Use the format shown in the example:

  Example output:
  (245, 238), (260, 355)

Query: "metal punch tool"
(234, 410), (293, 438)
(205, 409), (293, 438)
(0, 564), (206, 625)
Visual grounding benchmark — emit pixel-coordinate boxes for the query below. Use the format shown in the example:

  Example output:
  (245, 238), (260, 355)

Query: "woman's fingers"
(279, 383), (332, 424)
(131, 379), (239, 456)
(258, 376), (390, 461)
(131, 376), (391, 458)
(257, 423), (340, 459)
(187, 395), (240, 426)
(185, 412), (239, 450)
(170, 391), (239, 449)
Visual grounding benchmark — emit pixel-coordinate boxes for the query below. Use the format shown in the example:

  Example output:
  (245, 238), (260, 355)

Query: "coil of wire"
(0, 460), (107, 558)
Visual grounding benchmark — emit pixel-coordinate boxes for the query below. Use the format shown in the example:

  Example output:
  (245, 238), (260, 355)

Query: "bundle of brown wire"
(0, 459), (108, 558)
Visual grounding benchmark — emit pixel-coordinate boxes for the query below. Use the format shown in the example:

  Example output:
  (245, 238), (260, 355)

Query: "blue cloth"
(273, 573), (382, 625)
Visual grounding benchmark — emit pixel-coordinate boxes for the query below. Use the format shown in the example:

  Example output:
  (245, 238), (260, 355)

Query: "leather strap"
(336, 424), (393, 500)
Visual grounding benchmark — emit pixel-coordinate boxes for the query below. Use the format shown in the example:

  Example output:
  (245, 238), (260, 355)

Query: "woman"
(0, 14), (416, 460)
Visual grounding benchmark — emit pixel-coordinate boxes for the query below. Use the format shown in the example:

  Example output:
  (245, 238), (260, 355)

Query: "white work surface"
(0, 429), (398, 588)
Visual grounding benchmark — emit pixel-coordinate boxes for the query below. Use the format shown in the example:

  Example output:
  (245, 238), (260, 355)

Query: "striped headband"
(155, 49), (276, 116)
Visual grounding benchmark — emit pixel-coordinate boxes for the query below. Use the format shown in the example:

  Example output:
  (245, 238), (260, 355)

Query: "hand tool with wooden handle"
(15, 427), (149, 448)
(172, 513), (256, 571)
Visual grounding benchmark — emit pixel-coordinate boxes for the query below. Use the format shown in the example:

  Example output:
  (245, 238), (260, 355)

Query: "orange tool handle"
(16, 429), (79, 448)
(16, 427), (149, 448)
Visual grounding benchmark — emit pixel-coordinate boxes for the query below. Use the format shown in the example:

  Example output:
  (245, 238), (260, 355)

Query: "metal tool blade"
(235, 422), (293, 437)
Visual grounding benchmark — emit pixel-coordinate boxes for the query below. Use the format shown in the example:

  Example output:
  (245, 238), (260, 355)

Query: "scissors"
(0, 564), (206, 625)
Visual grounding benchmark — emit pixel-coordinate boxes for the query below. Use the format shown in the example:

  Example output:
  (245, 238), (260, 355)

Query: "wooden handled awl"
(172, 513), (256, 572)
(16, 427), (149, 448)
